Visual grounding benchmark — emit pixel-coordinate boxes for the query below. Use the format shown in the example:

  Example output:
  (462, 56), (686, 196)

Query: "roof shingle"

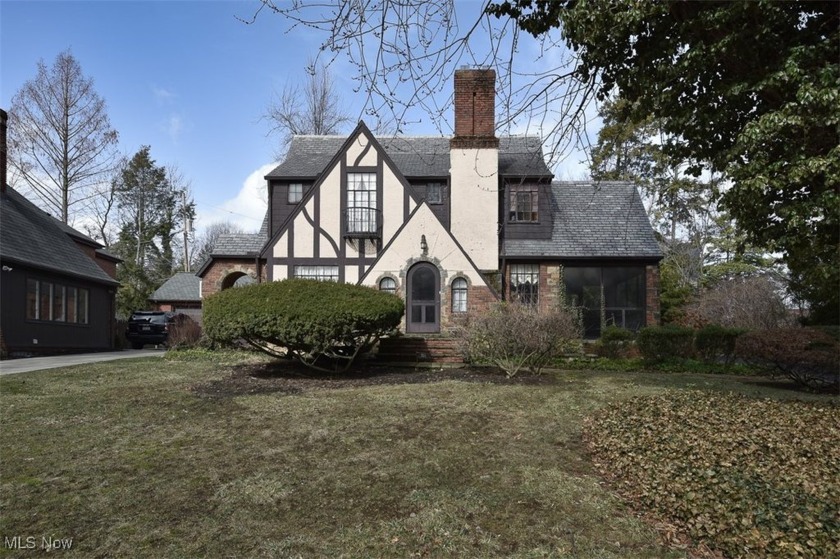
(0, 187), (119, 284)
(149, 272), (201, 302)
(504, 181), (662, 259)
(266, 135), (553, 179)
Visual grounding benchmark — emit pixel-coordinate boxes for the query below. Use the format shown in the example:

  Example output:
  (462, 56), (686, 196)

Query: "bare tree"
(82, 157), (126, 248)
(164, 164), (196, 272)
(264, 60), (353, 157)
(246, 1), (595, 167)
(191, 221), (246, 270)
(8, 49), (119, 224)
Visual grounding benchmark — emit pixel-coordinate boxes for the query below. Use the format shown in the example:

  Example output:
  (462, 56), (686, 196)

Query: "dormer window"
(288, 183), (303, 203)
(509, 184), (538, 222)
(427, 182), (443, 204)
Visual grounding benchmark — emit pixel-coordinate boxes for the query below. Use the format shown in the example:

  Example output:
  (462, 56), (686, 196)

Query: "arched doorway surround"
(406, 262), (440, 333)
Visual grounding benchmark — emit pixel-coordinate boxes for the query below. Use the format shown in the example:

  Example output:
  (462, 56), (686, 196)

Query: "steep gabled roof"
(149, 271), (201, 302)
(194, 212), (269, 277)
(266, 134), (553, 180)
(0, 187), (119, 285)
(504, 181), (663, 260)
(211, 233), (265, 256)
(259, 121), (423, 259)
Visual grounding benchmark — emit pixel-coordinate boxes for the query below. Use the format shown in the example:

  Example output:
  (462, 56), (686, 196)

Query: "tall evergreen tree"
(112, 146), (194, 317)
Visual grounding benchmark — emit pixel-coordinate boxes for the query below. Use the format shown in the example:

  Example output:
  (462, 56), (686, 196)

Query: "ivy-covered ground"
(0, 350), (836, 558)
(585, 392), (839, 559)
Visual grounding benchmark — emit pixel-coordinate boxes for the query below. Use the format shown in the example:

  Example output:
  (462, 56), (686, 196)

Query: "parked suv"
(125, 311), (174, 349)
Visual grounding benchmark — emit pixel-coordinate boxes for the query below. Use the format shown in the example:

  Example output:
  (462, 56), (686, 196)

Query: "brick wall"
(450, 68), (499, 149)
(95, 256), (118, 279)
(72, 241), (118, 279)
(440, 282), (497, 334)
(540, 263), (567, 311)
(200, 258), (264, 298)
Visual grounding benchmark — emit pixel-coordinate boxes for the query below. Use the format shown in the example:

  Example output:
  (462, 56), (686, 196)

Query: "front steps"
(376, 335), (464, 365)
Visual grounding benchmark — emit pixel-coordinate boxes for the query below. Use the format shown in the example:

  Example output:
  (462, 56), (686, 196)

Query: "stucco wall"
(449, 147), (499, 271)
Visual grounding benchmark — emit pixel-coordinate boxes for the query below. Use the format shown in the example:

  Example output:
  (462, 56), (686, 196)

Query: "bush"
(457, 303), (581, 377)
(166, 315), (202, 350)
(637, 325), (695, 363)
(203, 279), (404, 372)
(112, 319), (128, 350)
(694, 324), (745, 365)
(597, 325), (635, 359)
(736, 327), (839, 391)
(681, 276), (791, 330)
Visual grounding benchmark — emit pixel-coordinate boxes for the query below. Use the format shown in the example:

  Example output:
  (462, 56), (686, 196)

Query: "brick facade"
(200, 258), (264, 298)
(503, 261), (662, 328)
(440, 282), (497, 334)
(72, 241), (118, 279)
(450, 68), (499, 149)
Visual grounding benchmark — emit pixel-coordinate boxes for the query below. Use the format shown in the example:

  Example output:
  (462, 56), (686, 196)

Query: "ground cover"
(0, 350), (835, 558)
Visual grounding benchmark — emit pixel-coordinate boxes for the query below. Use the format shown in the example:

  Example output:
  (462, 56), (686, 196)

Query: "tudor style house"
(198, 69), (662, 338)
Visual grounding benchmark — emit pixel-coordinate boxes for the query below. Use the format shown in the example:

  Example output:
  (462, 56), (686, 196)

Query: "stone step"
(377, 336), (464, 364)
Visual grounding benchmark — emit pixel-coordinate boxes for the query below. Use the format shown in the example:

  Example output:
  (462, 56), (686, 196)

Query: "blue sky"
(1, 0), (594, 235)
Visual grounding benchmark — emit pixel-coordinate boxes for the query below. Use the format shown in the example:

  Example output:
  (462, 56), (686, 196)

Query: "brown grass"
(0, 350), (834, 558)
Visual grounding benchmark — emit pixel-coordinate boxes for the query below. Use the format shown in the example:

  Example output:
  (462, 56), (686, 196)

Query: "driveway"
(0, 349), (166, 375)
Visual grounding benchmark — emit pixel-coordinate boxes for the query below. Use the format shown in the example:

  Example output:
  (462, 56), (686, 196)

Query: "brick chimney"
(449, 68), (499, 271)
(451, 68), (499, 149)
(1, 109), (7, 193)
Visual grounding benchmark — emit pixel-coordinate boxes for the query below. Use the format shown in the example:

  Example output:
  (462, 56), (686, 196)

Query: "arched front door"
(407, 263), (440, 333)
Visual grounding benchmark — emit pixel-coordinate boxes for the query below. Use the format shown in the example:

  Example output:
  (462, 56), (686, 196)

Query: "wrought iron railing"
(344, 207), (381, 238)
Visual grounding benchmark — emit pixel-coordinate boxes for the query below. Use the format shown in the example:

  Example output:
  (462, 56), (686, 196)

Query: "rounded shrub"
(637, 325), (695, 363)
(694, 324), (745, 365)
(597, 325), (636, 359)
(203, 279), (404, 372)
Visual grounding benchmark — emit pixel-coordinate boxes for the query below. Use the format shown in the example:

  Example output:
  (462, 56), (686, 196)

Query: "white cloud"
(164, 114), (184, 142)
(152, 86), (176, 104)
(195, 162), (276, 235)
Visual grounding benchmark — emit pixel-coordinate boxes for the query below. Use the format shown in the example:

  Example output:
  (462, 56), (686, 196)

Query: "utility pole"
(181, 190), (192, 272)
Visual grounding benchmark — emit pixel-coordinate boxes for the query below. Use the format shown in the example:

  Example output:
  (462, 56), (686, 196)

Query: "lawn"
(0, 350), (836, 558)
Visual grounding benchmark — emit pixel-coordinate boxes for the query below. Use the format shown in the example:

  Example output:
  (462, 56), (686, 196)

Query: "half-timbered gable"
(197, 68), (663, 337)
(360, 202), (497, 332)
(262, 122), (424, 285)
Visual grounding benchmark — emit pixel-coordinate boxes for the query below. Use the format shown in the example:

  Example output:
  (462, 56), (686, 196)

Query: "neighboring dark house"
(0, 108), (121, 356)
(0, 186), (121, 355)
(197, 69), (663, 337)
(148, 271), (202, 321)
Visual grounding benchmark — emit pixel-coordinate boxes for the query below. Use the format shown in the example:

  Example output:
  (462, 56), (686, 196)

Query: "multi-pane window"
(293, 265), (339, 282)
(509, 264), (539, 306)
(288, 183), (303, 203)
(509, 185), (539, 222)
(347, 172), (377, 233)
(564, 266), (645, 337)
(26, 279), (89, 324)
(379, 277), (397, 294)
(451, 278), (468, 313)
(78, 289), (89, 324)
(427, 183), (443, 204)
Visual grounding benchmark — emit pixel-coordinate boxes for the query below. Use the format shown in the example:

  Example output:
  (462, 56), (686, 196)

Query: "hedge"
(203, 279), (404, 372)
(736, 327), (839, 391)
(694, 324), (745, 365)
(637, 325), (695, 362)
